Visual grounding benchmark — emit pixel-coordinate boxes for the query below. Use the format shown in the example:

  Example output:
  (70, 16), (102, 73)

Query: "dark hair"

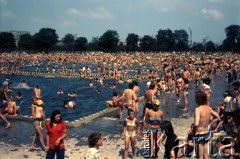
(132, 80), (138, 86)
(233, 109), (240, 127)
(113, 91), (117, 97)
(50, 110), (62, 128)
(149, 82), (155, 90)
(128, 109), (134, 115)
(161, 120), (174, 136)
(195, 90), (207, 105)
(203, 78), (211, 85)
(128, 83), (134, 89)
(88, 132), (102, 148)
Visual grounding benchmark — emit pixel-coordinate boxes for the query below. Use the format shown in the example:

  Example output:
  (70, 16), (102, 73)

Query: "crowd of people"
(0, 51), (240, 159)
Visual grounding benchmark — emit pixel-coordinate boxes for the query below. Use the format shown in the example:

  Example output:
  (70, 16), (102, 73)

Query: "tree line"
(0, 25), (239, 53)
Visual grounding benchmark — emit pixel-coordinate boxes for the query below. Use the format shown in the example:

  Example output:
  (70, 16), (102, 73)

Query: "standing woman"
(46, 110), (67, 159)
(143, 99), (165, 158)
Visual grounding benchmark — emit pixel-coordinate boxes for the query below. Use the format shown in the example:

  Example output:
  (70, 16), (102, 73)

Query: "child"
(85, 132), (103, 159)
(123, 109), (140, 159)
(161, 120), (179, 159)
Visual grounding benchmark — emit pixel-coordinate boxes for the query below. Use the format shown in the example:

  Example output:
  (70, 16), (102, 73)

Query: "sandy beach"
(0, 111), (193, 159)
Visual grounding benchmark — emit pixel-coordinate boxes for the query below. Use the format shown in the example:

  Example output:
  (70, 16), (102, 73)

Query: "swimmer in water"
(68, 90), (77, 97)
(15, 92), (23, 100)
(110, 84), (117, 90)
(89, 80), (94, 87)
(20, 80), (27, 88)
(96, 89), (101, 94)
(64, 100), (76, 108)
(57, 88), (64, 95)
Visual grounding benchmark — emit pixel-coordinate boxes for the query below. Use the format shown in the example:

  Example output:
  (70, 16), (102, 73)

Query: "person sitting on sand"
(1, 96), (19, 116)
(85, 132), (103, 159)
(57, 88), (64, 95)
(123, 109), (140, 159)
(68, 90), (77, 97)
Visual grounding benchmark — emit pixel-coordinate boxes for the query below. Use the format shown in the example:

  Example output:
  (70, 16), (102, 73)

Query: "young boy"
(85, 132), (103, 159)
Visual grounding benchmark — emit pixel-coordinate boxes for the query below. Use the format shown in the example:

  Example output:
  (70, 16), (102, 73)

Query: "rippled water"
(0, 74), (146, 121)
(0, 69), (234, 122)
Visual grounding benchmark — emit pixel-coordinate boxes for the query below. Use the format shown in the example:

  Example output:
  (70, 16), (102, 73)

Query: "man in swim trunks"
(193, 90), (220, 159)
(121, 82), (137, 112)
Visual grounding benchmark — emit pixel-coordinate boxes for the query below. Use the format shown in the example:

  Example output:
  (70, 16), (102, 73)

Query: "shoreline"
(0, 114), (194, 159)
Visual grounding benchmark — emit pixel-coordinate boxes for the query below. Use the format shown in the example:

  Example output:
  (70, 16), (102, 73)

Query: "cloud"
(201, 8), (224, 20)
(145, 0), (180, 12)
(87, 7), (114, 19)
(31, 17), (50, 24)
(61, 20), (77, 27)
(203, 0), (223, 3)
(0, 0), (7, 5)
(1, 9), (15, 18)
(66, 8), (83, 16)
(66, 7), (114, 20)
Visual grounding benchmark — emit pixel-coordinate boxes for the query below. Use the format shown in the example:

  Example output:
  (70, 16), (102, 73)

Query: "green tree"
(75, 37), (88, 52)
(174, 29), (189, 51)
(99, 30), (119, 52)
(205, 41), (216, 52)
(126, 33), (139, 52)
(62, 34), (75, 51)
(192, 42), (205, 52)
(33, 28), (58, 52)
(140, 35), (157, 52)
(18, 34), (33, 51)
(88, 37), (100, 51)
(0, 32), (16, 51)
(156, 29), (174, 51)
(223, 25), (240, 52)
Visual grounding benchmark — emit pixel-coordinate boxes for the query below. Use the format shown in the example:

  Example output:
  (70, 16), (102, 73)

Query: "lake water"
(0, 74), (146, 121)
(0, 69), (234, 121)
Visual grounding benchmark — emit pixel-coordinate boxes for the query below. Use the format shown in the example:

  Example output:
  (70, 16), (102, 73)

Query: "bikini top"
(126, 118), (136, 127)
(149, 117), (162, 123)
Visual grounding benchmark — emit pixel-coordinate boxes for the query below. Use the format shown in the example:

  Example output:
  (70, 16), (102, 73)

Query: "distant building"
(9, 31), (30, 46)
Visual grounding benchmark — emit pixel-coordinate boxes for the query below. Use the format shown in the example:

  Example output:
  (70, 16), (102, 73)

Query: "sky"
(0, 0), (239, 44)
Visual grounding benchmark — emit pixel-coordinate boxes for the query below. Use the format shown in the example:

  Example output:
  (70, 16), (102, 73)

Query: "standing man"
(0, 83), (11, 128)
(121, 83), (137, 112)
(193, 90), (220, 159)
